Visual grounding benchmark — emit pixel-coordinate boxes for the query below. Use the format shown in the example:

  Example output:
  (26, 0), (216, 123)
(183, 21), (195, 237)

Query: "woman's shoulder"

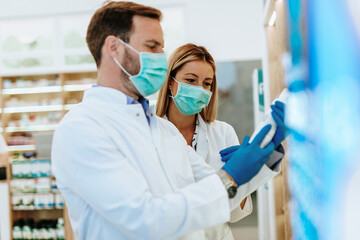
(205, 119), (239, 145)
(208, 119), (236, 134)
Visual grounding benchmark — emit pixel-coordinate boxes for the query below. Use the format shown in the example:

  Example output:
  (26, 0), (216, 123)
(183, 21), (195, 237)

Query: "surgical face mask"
(170, 77), (212, 115)
(113, 39), (168, 97)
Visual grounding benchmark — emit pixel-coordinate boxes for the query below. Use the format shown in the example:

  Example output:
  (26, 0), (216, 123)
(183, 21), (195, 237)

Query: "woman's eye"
(186, 79), (195, 83)
(147, 45), (156, 50)
(204, 82), (212, 87)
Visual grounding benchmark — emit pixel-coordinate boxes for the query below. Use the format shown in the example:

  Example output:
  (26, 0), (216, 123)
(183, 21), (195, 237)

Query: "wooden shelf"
(11, 191), (57, 194)
(7, 145), (36, 151)
(12, 207), (64, 211)
(0, 65), (96, 78)
(63, 104), (78, 110)
(263, 0), (276, 26)
(2, 84), (93, 95)
(3, 105), (63, 114)
(2, 86), (62, 95)
(63, 84), (93, 92)
(11, 177), (53, 180)
(4, 125), (58, 133)
(11, 208), (63, 222)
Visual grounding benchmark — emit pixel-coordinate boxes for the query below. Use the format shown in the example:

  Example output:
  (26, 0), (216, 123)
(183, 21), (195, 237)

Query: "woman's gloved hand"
(220, 145), (240, 163)
(270, 101), (288, 148)
(221, 125), (275, 186)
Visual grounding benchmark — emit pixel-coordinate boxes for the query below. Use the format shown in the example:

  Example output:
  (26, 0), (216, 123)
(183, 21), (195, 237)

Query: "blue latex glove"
(220, 144), (284, 169)
(220, 145), (240, 162)
(270, 101), (288, 147)
(221, 125), (275, 186)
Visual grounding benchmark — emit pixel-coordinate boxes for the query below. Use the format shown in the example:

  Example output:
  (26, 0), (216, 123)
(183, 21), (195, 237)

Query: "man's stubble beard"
(119, 47), (142, 97)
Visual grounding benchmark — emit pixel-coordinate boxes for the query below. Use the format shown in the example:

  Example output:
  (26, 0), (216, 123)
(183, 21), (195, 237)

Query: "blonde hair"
(156, 43), (218, 122)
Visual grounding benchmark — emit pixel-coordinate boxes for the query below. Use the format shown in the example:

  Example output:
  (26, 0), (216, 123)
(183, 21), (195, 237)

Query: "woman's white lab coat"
(162, 114), (284, 240)
(195, 115), (252, 240)
(157, 115), (280, 240)
(162, 114), (253, 240)
(52, 87), (280, 240)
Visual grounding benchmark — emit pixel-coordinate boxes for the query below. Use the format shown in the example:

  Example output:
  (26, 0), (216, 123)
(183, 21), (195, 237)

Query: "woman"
(156, 43), (252, 240)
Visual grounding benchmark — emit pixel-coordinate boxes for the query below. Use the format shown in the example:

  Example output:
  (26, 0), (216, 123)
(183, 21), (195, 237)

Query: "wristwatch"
(217, 170), (237, 199)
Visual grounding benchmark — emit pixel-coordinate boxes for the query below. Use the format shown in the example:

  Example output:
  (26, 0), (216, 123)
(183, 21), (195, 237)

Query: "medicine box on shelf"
(11, 159), (51, 178)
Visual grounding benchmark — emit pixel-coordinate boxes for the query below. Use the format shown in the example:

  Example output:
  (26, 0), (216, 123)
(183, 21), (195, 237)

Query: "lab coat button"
(136, 113), (140, 117)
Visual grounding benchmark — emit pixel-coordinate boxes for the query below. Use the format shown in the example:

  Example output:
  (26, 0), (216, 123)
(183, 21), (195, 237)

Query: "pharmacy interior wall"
(0, 0), (265, 62)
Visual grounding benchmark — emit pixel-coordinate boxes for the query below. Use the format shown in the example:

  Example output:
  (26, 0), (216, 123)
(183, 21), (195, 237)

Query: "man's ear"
(104, 35), (121, 58)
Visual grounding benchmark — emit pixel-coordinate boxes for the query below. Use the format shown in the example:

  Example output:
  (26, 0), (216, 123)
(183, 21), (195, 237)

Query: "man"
(51, 1), (285, 239)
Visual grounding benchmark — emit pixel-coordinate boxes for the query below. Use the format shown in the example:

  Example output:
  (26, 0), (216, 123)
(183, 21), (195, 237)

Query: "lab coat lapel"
(148, 107), (177, 190)
(196, 115), (209, 162)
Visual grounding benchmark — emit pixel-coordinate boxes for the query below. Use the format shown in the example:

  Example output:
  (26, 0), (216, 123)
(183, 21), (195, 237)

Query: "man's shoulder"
(59, 104), (91, 124)
(55, 104), (101, 137)
(156, 116), (180, 135)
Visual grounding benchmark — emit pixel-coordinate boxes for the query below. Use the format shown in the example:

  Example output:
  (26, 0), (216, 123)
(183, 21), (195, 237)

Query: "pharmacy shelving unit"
(9, 167), (66, 240)
(257, 1), (291, 240)
(0, 71), (96, 144)
(0, 70), (97, 240)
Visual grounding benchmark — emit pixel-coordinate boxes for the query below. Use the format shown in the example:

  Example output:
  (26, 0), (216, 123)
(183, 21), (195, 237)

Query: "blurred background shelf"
(7, 145), (36, 152)
(3, 105), (63, 114)
(63, 104), (77, 111)
(2, 86), (62, 95)
(5, 125), (58, 133)
(63, 84), (92, 92)
(12, 208), (63, 211)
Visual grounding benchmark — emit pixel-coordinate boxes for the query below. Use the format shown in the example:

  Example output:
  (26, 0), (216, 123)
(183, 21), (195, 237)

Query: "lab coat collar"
(83, 85), (128, 105)
(83, 86), (155, 125)
(163, 113), (210, 161)
(196, 114), (209, 161)
(197, 114), (208, 132)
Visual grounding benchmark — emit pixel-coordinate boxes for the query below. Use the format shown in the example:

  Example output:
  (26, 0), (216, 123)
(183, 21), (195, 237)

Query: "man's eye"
(147, 45), (156, 49)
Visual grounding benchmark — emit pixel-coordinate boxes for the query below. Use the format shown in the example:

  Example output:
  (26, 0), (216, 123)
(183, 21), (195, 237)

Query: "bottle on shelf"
(56, 218), (65, 240)
(13, 218), (63, 240)
(12, 219), (23, 240)
(22, 219), (34, 240)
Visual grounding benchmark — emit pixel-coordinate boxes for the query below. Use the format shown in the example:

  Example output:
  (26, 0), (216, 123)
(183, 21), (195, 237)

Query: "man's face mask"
(170, 77), (212, 115)
(113, 38), (168, 97)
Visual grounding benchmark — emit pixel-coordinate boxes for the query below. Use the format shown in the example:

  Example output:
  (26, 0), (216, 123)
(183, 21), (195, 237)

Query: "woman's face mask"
(170, 77), (212, 115)
(113, 38), (168, 97)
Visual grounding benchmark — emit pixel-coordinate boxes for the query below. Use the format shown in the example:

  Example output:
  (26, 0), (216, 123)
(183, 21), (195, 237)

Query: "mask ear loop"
(113, 57), (132, 77)
(118, 38), (140, 55)
(113, 38), (142, 78)
(169, 77), (181, 98)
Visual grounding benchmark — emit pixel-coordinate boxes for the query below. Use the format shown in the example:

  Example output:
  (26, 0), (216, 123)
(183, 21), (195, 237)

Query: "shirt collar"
(126, 95), (149, 110)
(126, 95), (151, 125)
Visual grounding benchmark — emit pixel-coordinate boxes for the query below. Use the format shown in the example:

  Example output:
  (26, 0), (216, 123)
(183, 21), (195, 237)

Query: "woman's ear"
(168, 77), (175, 96)
(169, 76), (176, 91)
(168, 77), (174, 88)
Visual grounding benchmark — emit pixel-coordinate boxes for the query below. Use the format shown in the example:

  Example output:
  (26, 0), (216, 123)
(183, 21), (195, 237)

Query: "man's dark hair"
(86, 1), (162, 67)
